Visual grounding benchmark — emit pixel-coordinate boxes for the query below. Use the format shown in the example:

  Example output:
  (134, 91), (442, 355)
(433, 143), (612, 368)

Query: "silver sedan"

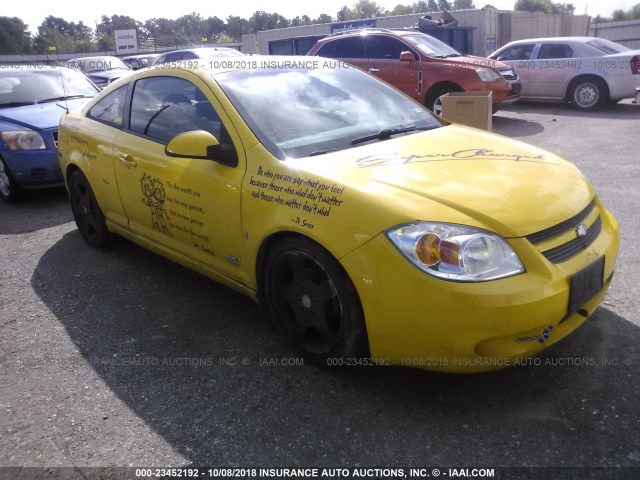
(488, 37), (640, 110)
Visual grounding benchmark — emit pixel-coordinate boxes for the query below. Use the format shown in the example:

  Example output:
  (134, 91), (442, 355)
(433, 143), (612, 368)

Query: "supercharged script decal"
(356, 148), (548, 168)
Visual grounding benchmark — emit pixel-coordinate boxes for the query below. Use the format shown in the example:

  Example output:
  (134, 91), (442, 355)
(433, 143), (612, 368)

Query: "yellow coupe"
(58, 58), (619, 372)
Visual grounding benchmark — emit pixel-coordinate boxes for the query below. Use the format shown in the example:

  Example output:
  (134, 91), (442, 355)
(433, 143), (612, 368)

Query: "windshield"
(0, 68), (98, 108)
(586, 39), (630, 55)
(215, 65), (442, 159)
(403, 34), (462, 58)
(68, 57), (130, 73)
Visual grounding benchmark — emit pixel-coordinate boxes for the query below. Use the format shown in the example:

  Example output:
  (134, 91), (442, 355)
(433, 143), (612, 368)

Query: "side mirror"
(399, 51), (415, 62)
(165, 130), (238, 167)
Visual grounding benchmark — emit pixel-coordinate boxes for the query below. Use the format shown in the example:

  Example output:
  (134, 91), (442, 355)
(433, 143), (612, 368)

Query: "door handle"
(118, 155), (137, 169)
(368, 68), (380, 73)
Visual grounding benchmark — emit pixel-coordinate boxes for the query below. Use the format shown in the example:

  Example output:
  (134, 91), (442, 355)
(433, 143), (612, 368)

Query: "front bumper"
(2, 148), (64, 189)
(340, 203), (619, 373)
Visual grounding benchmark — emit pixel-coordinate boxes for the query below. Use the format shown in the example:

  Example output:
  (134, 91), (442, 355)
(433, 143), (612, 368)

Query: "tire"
(426, 85), (460, 116)
(264, 238), (368, 362)
(0, 156), (24, 203)
(569, 77), (607, 111)
(68, 170), (112, 248)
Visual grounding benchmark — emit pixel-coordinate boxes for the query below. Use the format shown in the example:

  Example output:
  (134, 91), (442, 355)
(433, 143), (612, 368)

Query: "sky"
(4, 0), (638, 33)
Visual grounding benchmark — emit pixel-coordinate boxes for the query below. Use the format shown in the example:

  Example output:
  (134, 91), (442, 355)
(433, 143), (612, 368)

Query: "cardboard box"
(440, 91), (492, 131)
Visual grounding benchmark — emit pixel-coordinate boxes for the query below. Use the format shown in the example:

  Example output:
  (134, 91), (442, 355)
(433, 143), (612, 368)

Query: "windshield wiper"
(0, 101), (35, 108)
(38, 95), (93, 103)
(350, 126), (435, 145)
(444, 53), (462, 57)
(309, 149), (339, 156)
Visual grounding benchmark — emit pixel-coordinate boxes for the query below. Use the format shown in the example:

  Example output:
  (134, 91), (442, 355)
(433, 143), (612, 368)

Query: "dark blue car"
(0, 66), (99, 202)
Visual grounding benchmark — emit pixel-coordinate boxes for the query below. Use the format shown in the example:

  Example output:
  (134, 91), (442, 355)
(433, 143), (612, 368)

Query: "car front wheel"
(0, 157), (24, 203)
(264, 238), (368, 363)
(570, 77), (607, 111)
(68, 170), (112, 248)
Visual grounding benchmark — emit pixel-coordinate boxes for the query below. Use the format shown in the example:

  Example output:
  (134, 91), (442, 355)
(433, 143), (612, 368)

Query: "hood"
(0, 98), (93, 130)
(443, 55), (513, 71)
(286, 125), (593, 238)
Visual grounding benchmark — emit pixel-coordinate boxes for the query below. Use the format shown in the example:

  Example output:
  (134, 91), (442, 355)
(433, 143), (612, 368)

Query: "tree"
(315, 14), (334, 23)
(428, 0), (439, 10)
(454, 0), (475, 8)
(514, 0), (554, 14)
(174, 13), (209, 42)
(205, 16), (226, 42)
(33, 16), (96, 54)
(226, 15), (251, 41)
(336, 6), (357, 21)
(353, 0), (385, 18)
(0, 16), (31, 54)
(438, 0), (453, 11)
(392, 4), (414, 15)
(612, 9), (627, 21)
(553, 2), (575, 14)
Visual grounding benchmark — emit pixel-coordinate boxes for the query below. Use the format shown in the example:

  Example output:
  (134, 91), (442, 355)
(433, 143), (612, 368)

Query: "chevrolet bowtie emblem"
(575, 223), (588, 238)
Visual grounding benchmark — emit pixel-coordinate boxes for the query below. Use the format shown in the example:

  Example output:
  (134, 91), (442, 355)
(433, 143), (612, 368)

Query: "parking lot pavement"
(1, 101), (639, 477)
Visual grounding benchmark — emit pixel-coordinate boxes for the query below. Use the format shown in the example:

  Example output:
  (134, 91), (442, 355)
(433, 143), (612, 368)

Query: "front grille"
(526, 201), (595, 244)
(540, 217), (602, 263)
(500, 70), (518, 81)
(31, 168), (48, 179)
(510, 82), (522, 96)
(52, 131), (58, 148)
(526, 201), (601, 263)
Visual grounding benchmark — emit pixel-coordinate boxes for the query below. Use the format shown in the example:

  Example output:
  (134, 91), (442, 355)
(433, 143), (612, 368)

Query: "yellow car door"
(112, 73), (248, 282)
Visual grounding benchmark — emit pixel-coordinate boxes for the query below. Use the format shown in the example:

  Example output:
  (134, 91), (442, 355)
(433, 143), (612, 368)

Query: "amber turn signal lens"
(415, 233), (441, 266)
(439, 239), (460, 265)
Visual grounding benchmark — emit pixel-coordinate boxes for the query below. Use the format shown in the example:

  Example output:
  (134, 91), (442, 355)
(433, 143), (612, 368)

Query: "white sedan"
(488, 37), (640, 110)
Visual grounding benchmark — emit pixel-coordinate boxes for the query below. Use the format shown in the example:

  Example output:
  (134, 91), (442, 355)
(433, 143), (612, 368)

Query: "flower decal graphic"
(140, 173), (171, 236)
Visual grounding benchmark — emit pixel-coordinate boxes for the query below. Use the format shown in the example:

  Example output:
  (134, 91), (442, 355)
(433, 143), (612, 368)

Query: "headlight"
(475, 68), (501, 82)
(0, 131), (46, 150)
(386, 222), (524, 282)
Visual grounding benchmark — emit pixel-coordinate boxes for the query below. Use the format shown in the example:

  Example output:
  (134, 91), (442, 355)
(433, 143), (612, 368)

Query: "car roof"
(68, 55), (121, 61)
(322, 28), (423, 40)
(122, 54), (159, 60)
(504, 37), (599, 45)
(165, 47), (239, 54)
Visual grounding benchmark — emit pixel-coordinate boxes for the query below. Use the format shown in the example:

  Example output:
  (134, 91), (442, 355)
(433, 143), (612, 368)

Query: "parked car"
(122, 53), (160, 70)
(0, 66), (99, 202)
(68, 56), (132, 89)
(152, 47), (245, 65)
(58, 58), (618, 372)
(488, 37), (640, 110)
(307, 28), (521, 114)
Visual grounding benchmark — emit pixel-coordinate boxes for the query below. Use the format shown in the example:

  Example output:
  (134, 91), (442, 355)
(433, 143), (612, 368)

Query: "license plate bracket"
(568, 256), (605, 316)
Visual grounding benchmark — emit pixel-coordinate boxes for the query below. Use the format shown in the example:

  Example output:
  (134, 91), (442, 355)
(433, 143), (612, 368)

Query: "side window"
(319, 37), (366, 59)
(165, 52), (182, 63)
(181, 52), (197, 60)
(537, 44), (576, 59)
(129, 76), (222, 143)
(367, 36), (413, 60)
(495, 44), (535, 61)
(87, 86), (127, 127)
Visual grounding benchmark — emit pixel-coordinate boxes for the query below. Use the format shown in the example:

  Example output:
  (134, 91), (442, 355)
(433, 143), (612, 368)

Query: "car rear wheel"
(264, 238), (368, 363)
(0, 157), (24, 203)
(426, 85), (460, 116)
(68, 170), (112, 248)
(570, 77), (607, 111)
